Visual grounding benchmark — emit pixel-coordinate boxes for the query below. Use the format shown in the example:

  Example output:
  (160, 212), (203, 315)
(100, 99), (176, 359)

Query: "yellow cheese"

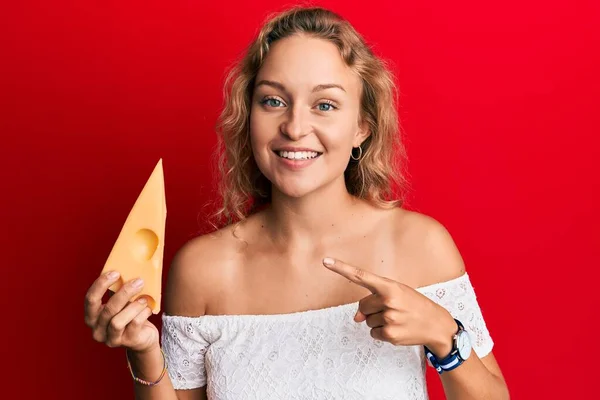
(101, 159), (166, 314)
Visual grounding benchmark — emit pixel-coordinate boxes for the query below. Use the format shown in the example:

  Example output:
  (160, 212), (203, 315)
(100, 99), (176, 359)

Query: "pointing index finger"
(322, 258), (389, 294)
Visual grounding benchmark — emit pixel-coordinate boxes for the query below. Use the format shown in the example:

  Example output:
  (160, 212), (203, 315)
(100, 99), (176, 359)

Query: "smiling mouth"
(274, 150), (322, 160)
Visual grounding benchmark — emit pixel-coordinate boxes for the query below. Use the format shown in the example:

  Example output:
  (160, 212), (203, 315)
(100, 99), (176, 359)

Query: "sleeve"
(161, 315), (210, 390)
(419, 273), (495, 359)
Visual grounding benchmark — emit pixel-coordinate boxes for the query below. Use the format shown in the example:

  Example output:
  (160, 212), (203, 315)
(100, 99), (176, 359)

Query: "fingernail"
(107, 271), (120, 280)
(137, 297), (147, 304)
(132, 278), (144, 288)
(323, 258), (335, 266)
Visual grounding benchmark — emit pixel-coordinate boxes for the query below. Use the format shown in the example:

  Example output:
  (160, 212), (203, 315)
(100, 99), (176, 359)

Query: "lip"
(273, 146), (322, 153)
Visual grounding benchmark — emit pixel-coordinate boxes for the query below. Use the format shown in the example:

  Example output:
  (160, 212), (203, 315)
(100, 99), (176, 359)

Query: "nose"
(280, 106), (310, 141)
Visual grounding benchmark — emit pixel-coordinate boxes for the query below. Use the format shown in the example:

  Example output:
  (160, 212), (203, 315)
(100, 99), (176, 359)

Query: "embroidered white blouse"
(161, 273), (494, 399)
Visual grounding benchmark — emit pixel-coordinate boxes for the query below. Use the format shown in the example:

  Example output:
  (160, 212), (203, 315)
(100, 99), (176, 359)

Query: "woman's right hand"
(84, 271), (159, 354)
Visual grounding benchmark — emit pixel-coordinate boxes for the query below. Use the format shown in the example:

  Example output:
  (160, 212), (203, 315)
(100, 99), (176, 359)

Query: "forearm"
(439, 353), (509, 400)
(127, 346), (180, 400)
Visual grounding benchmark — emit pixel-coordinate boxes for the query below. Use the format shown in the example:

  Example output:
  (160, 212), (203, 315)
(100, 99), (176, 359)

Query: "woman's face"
(249, 34), (369, 199)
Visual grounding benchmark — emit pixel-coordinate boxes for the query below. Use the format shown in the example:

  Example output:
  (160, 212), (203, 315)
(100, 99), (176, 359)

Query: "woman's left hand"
(323, 257), (457, 356)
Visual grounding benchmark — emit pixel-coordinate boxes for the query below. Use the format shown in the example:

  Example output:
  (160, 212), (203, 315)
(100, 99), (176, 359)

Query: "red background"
(2, 1), (598, 398)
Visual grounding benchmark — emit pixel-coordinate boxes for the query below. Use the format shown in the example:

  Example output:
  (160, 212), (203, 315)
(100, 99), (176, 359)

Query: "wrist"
(129, 341), (161, 356)
(425, 312), (457, 357)
(126, 344), (165, 382)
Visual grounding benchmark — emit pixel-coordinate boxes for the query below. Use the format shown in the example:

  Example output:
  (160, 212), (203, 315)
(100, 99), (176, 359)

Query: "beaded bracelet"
(126, 348), (168, 386)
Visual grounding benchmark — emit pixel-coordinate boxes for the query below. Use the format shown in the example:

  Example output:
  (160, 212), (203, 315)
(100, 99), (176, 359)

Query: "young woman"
(84, 6), (509, 400)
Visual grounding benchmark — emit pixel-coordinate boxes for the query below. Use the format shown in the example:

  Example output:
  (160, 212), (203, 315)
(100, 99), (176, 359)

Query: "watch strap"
(424, 318), (466, 374)
(425, 347), (461, 373)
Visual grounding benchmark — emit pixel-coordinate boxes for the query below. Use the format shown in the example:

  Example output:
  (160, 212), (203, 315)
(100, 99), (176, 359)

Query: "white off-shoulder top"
(161, 273), (494, 399)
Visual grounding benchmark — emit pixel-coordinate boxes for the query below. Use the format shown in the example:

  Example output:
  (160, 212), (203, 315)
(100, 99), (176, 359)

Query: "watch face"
(456, 330), (472, 360)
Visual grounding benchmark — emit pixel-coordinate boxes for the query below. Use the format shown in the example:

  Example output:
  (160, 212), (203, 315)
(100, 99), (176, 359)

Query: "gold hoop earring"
(350, 145), (363, 161)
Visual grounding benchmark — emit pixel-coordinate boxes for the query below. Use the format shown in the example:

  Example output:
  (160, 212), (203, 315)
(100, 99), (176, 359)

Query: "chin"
(276, 185), (315, 199)
(272, 178), (320, 199)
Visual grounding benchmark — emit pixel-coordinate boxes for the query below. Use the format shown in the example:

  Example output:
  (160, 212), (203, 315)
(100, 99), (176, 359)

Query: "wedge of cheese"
(101, 158), (166, 314)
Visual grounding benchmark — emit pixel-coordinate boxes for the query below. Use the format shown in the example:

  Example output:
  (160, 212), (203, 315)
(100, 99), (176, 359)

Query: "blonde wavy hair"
(211, 5), (408, 228)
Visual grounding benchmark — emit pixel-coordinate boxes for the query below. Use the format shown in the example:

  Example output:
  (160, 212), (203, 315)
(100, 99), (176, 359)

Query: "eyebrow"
(255, 80), (346, 93)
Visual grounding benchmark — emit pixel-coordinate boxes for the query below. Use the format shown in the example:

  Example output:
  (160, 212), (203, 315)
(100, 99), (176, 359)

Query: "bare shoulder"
(392, 208), (466, 287)
(162, 222), (246, 317)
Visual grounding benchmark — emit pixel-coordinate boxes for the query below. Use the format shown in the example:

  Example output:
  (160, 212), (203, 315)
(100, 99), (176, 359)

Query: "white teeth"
(277, 151), (319, 160)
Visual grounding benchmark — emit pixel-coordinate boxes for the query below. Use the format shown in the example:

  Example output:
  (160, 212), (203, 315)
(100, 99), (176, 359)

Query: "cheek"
(249, 112), (277, 174)
(318, 119), (357, 154)
(249, 112), (271, 150)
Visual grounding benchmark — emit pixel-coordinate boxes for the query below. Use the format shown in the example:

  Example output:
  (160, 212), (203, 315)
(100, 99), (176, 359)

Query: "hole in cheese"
(131, 228), (159, 261)
(136, 294), (156, 311)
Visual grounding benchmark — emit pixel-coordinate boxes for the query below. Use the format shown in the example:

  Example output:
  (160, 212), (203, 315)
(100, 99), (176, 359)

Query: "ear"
(353, 119), (371, 147)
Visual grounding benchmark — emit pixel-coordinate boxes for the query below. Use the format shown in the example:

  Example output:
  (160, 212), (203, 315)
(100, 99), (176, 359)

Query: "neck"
(264, 176), (364, 252)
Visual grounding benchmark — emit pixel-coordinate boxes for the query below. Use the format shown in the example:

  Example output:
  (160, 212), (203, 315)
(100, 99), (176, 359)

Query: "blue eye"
(317, 102), (335, 112)
(262, 98), (284, 108)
